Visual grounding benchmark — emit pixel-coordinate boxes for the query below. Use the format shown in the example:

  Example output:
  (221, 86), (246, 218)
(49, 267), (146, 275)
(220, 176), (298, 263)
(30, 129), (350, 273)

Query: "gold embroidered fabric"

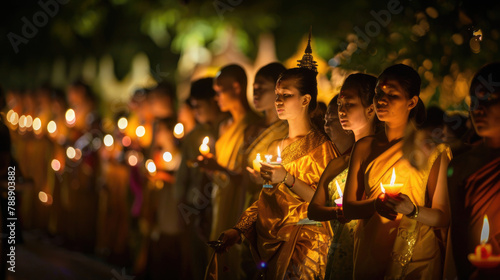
(234, 129), (339, 279)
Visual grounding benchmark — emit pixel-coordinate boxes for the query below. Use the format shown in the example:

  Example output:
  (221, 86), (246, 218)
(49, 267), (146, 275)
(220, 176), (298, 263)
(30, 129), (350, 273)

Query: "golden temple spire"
(297, 26), (318, 73)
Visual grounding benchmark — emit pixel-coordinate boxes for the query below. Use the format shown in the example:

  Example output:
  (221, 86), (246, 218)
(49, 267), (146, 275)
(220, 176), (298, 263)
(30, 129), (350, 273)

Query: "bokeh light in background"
(136, 126), (146, 138)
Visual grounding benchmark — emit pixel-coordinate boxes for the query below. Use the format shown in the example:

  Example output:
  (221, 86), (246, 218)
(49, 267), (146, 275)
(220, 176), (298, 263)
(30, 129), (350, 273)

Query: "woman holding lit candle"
(196, 64), (261, 279)
(308, 73), (379, 280)
(216, 44), (340, 278)
(343, 64), (452, 279)
(446, 62), (500, 279)
(244, 62), (288, 206)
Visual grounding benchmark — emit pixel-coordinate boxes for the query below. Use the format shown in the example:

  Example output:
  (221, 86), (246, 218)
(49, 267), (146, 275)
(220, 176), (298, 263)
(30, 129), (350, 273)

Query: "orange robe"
(447, 144), (500, 279)
(353, 142), (451, 280)
(234, 130), (339, 280)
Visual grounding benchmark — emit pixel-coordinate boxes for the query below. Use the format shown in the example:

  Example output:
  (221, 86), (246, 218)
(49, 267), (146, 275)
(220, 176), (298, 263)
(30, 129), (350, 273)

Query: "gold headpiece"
(297, 26), (318, 73)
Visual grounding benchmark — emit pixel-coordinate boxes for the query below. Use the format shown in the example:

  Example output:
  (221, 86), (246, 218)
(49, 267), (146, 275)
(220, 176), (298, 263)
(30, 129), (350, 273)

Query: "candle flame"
(117, 117), (128, 130)
(335, 180), (343, 197)
(47, 120), (57, 133)
(174, 123), (184, 138)
(265, 154), (272, 163)
(380, 182), (386, 194)
(163, 151), (173, 162)
(65, 109), (76, 124)
(136, 125), (146, 137)
(203, 136), (209, 145)
(277, 146), (281, 157)
(480, 215), (489, 244)
(146, 159), (156, 173)
(255, 153), (261, 161)
(103, 134), (114, 147)
(390, 168), (396, 185)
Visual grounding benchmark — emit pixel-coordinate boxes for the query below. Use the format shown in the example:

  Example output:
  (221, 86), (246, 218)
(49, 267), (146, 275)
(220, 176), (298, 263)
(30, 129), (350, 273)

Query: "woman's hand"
(216, 228), (242, 253)
(246, 167), (264, 184)
(196, 155), (221, 173)
(260, 162), (287, 184)
(335, 207), (351, 224)
(374, 193), (398, 220)
(385, 193), (415, 215)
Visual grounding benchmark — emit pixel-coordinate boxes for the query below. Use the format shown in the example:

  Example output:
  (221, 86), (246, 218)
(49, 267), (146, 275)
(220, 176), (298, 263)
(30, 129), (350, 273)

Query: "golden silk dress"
(324, 165), (358, 280)
(234, 130), (339, 280)
(353, 142), (451, 280)
(446, 144), (500, 279)
(244, 120), (289, 207)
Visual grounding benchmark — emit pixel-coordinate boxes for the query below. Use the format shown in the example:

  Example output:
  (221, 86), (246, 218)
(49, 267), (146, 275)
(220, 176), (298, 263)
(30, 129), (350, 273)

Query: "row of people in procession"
(200, 58), (500, 280)
(2, 44), (499, 279)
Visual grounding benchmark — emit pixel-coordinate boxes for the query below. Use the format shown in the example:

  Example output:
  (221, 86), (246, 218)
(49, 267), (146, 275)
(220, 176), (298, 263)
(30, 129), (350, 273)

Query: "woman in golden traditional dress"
(244, 62), (288, 207)
(308, 73), (378, 280)
(216, 63), (340, 279)
(343, 64), (451, 280)
(446, 62), (500, 280)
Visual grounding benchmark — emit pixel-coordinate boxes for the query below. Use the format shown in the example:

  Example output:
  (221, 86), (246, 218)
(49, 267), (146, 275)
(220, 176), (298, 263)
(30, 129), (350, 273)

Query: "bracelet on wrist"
(281, 171), (288, 185)
(406, 204), (419, 219)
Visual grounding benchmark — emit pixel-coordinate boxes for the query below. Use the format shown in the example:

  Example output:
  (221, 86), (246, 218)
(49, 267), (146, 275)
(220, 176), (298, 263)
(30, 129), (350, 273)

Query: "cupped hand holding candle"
(381, 168), (404, 197)
(468, 215), (500, 268)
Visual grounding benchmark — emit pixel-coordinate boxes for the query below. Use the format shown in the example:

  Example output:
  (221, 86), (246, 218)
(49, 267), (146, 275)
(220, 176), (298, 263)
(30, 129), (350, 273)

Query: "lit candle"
(104, 134), (114, 147)
(468, 215), (500, 268)
(47, 120), (57, 134)
(381, 168), (404, 197)
(65, 109), (76, 126)
(334, 180), (343, 207)
(136, 125), (146, 138)
(117, 117), (128, 130)
(174, 123), (184, 139)
(145, 159), (157, 174)
(276, 146), (282, 164)
(253, 153), (262, 172)
(163, 151), (173, 162)
(265, 154), (273, 163)
(476, 215), (492, 258)
(199, 136), (210, 156)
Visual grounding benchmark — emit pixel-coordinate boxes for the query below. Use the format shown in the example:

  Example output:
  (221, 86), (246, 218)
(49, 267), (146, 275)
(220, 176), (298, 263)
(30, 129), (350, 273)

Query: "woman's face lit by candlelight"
(337, 88), (373, 134)
(374, 79), (417, 124)
(274, 79), (310, 121)
(253, 75), (276, 112)
(470, 92), (500, 139)
(213, 82), (240, 113)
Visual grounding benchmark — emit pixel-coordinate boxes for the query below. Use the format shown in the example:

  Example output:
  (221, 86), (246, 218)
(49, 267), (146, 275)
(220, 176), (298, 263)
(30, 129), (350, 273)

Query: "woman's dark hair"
(276, 67), (318, 113)
(342, 73), (377, 108)
(215, 64), (250, 110)
(378, 64), (426, 125)
(342, 73), (382, 131)
(256, 62), (286, 84)
(189, 77), (216, 101)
